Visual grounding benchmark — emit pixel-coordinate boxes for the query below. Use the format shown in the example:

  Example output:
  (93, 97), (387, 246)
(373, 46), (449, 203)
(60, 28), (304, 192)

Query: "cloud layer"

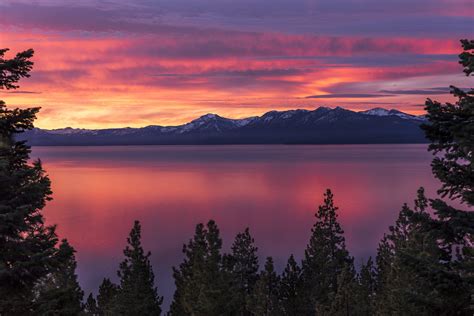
(0, 0), (472, 128)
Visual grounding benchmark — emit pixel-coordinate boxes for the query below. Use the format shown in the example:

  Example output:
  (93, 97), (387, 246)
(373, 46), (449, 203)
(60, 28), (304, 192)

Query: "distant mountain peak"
(22, 106), (428, 145)
(361, 108), (425, 121)
(192, 113), (222, 122)
(200, 113), (218, 119)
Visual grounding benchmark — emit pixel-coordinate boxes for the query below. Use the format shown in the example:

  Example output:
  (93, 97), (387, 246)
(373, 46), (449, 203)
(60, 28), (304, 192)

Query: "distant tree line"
(0, 41), (473, 315)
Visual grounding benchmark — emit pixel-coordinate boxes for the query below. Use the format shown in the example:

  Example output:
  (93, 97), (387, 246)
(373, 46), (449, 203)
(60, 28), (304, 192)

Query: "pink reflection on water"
(32, 144), (441, 308)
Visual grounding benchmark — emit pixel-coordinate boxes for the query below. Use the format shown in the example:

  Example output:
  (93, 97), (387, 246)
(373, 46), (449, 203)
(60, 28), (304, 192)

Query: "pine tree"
(113, 220), (163, 315)
(356, 257), (376, 315)
(329, 263), (358, 316)
(374, 191), (430, 314)
(247, 257), (281, 316)
(34, 239), (84, 315)
(459, 39), (474, 76)
(0, 48), (62, 314)
(408, 198), (473, 314)
(418, 39), (474, 314)
(278, 255), (302, 315)
(225, 228), (260, 315)
(97, 278), (118, 316)
(84, 293), (99, 315)
(421, 39), (474, 206)
(169, 223), (207, 316)
(170, 220), (228, 315)
(300, 189), (353, 315)
(373, 234), (393, 314)
(374, 188), (472, 315)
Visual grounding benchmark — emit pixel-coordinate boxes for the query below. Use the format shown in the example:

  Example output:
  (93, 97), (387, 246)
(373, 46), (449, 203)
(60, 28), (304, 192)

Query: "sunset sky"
(0, 0), (473, 129)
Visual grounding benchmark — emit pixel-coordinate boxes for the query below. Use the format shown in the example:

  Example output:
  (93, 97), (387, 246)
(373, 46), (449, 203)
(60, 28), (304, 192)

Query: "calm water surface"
(32, 144), (440, 308)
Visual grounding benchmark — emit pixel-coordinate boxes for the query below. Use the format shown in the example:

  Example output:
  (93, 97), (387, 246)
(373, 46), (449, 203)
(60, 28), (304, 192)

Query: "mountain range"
(19, 107), (428, 145)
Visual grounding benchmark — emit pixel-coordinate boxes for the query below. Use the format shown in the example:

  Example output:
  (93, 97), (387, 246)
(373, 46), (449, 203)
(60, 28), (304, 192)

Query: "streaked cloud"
(380, 87), (451, 95)
(0, 0), (472, 128)
(305, 93), (392, 99)
(6, 90), (42, 94)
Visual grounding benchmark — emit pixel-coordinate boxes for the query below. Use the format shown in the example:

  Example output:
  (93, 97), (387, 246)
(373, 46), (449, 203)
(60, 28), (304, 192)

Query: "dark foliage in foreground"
(1, 41), (473, 315)
(0, 48), (82, 315)
(422, 40), (474, 205)
(113, 221), (163, 315)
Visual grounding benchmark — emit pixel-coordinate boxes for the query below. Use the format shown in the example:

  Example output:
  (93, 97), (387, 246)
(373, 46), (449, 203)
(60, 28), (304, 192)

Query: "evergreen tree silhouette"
(225, 227), (260, 315)
(357, 257), (376, 315)
(278, 254), (303, 315)
(84, 293), (99, 315)
(247, 257), (281, 316)
(422, 39), (474, 205)
(113, 221), (163, 315)
(329, 263), (358, 316)
(34, 239), (84, 315)
(97, 278), (118, 316)
(375, 188), (472, 314)
(0, 48), (64, 314)
(170, 220), (227, 315)
(412, 39), (474, 314)
(300, 189), (353, 314)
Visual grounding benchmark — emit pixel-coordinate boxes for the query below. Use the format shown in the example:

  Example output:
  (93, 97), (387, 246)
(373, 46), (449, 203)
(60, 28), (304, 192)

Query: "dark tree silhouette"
(84, 293), (99, 315)
(459, 39), (474, 76)
(0, 48), (34, 90)
(247, 257), (281, 316)
(329, 263), (358, 316)
(418, 39), (474, 314)
(0, 48), (63, 314)
(375, 188), (472, 314)
(357, 257), (376, 315)
(34, 239), (84, 315)
(97, 278), (118, 315)
(300, 189), (353, 315)
(279, 254), (303, 315)
(225, 227), (260, 315)
(170, 220), (228, 315)
(113, 221), (163, 315)
(422, 40), (474, 205)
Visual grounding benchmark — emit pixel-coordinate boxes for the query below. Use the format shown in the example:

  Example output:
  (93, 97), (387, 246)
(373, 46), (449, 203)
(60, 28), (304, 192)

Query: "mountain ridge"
(20, 107), (428, 145)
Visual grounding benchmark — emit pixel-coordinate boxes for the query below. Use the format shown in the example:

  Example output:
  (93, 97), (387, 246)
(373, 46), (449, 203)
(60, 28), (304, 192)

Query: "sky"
(0, 0), (473, 129)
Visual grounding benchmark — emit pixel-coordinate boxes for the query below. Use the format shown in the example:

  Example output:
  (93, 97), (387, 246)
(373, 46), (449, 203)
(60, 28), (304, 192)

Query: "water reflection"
(32, 144), (439, 308)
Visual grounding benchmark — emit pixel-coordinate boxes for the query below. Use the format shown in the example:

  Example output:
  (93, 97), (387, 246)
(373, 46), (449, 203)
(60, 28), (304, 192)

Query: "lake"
(31, 144), (440, 308)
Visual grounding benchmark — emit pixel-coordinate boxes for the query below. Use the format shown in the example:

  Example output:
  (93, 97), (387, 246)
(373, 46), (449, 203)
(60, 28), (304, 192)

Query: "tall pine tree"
(170, 220), (228, 315)
(113, 220), (163, 315)
(373, 234), (393, 314)
(84, 293), (99, 316)
(300, 189), (353, 315)
(328, 263), (358, 316)
(419, 39), (474, 314)
(246, 257), (281, 316)
(278, 255), (302, 315)
(225, 228), (260, 315)
(97, 278), (118, 316)
(375, 188), (471, 315)
(34, 239), (84, 315)
(373, 40), (474, 314)
(356, 257), (376, 315)
(0, 48), (63, 314)
(422, 39), (474, 206)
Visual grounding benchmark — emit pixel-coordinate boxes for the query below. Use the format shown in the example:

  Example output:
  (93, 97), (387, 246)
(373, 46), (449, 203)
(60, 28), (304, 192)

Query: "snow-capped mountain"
(177, 114), (258, 133)
(19, 107), (428, 145)
(360, 108), (425, 121)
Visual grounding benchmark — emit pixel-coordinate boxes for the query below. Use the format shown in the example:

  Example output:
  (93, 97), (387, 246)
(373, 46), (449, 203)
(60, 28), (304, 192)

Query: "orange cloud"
(0, 29), (467, 129)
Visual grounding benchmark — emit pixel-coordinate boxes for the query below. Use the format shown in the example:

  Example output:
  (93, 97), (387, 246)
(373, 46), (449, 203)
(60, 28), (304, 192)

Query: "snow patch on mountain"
(30, 106), (426, 140)
(47, 127), (97, 135)
(360, 108), (425, 121)
(234, 116), (258, 127)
